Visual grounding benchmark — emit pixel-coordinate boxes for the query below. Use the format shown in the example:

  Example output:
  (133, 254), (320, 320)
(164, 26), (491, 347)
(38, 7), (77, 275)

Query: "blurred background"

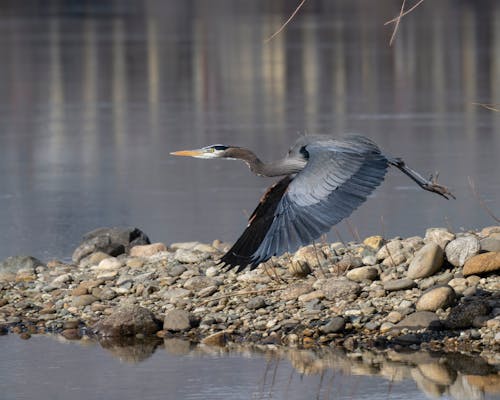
(0, 0), (498, 261)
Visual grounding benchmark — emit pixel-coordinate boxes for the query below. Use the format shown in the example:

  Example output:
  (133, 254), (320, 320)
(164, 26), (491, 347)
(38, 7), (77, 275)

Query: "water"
(0, 0), (498, 262)
(1, 1), (499, 398)
(1, 335), (498, 400)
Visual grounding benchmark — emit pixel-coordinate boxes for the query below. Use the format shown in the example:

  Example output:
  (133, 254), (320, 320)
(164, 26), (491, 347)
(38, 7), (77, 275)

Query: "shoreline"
(0, 226), (499, 363)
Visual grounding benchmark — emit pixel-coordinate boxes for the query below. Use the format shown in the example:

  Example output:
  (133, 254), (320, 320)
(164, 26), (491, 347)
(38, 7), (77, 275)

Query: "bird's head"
(170, 144), (234, 159)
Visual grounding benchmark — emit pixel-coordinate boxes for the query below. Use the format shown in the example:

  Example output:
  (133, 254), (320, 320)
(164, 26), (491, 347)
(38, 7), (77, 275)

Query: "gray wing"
(250, 136), (389, 265)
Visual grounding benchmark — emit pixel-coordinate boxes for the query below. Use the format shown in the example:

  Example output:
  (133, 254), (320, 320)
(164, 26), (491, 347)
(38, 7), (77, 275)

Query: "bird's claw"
(423, 172), (455, 200)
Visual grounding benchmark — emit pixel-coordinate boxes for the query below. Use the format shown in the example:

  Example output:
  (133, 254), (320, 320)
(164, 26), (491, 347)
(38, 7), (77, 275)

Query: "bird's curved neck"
(226, 148), (306, 177)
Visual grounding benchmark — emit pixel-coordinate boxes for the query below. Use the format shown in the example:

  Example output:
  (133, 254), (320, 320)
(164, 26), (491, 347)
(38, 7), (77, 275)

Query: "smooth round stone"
(129, 243), (167, 257)
(96, 257), (123, 271)
(71, 295), (98, 307)
(163, 309), (192, 331)
(383, 278), (416, 291)
(463, 252), (500, 276)
(246, 296), (266, 310)
(174, 249), (210, 264)
(396, 311), (440, 330)
(319, 316), (345, 333)
(416, 285), (455, 312)
(407, 243), (444, 279)
(346, 266), (379, 282)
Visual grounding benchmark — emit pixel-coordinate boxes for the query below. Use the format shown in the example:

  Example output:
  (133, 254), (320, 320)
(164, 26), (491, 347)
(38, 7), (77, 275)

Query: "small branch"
(388, 0), (406, 47)
(264, 0), (307, 44)
(467, 176), (500, 223)
(384, 0), (426, 25)
(472, 102), (500, 112)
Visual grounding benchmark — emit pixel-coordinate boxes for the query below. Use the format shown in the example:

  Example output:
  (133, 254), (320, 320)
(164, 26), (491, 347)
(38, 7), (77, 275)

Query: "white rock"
(445, 236), (480, 267)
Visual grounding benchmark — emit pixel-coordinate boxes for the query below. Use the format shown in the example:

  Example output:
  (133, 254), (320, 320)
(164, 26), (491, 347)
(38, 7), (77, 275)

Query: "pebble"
(174, 249), (210, 264)
(95, 257), (123, 271)
(129, 243), (167, 257)
(416, 285), (455, 312)
(319, 316), (345, 333)
(346, 266), (379, 282)
(396, 311), (441, 330)
(315, 278), (361, 300)
(407, 243), (444, 279)
(383, 278), (416, 291)
(246, 296), (266, 310)
(71, 295), (98, 307)
(163, 309), (193, 331)
(363, 235), (384, 251)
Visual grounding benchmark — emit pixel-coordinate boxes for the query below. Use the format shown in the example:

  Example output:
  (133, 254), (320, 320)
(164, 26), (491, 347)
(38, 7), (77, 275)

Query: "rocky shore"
(0, 226), (499, 364)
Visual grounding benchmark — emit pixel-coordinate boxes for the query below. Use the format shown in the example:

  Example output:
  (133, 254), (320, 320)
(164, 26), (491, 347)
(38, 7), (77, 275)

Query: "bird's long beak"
(170, 149), (204, 157)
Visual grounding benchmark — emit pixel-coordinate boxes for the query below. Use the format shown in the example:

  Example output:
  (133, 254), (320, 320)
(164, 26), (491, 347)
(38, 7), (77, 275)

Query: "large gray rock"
(407, 243), (444, 279)
(93, 305), (160, 337)
(0, 255), (45, 276)
(416, 285), (456, 312)
(445, 236), (480, 267)
(72, 227), (150, 263)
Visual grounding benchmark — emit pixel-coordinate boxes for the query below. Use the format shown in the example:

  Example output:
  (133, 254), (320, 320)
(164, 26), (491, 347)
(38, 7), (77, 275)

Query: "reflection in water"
(32, 335), (500, 399)
(0, 1), (499, 261)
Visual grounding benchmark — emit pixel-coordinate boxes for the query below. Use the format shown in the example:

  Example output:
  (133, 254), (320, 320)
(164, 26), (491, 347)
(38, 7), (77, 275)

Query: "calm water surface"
(1, 335), (499, 400)
(1, 1), (500, 399)
(0, 0), (499, 261)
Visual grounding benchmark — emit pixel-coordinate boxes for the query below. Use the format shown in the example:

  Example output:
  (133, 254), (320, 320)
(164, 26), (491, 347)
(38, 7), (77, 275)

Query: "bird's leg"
(389, 158), (456, 199)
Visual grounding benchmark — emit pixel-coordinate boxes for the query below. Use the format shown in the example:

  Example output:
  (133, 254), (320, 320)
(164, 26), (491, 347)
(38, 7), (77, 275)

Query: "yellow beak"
(170, 149), (204, 157)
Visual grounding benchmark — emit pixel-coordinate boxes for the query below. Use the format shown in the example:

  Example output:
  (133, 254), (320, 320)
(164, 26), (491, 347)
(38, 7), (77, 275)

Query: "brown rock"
(363, 235), (384, 251)
(407, 243), (444, 279)
(463, 252), (500, 276)
(93, 305), (160, 337)
(466, 374), (500, 394)
(202, 331), (229, 346)
(416, 285), (455, 312)
(129, 243), (167, 257)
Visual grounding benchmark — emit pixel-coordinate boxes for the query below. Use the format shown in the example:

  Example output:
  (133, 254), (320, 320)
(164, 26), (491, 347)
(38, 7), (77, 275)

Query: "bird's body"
(171, 135), (453, 272)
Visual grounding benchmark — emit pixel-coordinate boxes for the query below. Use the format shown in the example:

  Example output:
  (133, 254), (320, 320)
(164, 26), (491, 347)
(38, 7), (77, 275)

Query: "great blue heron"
(171, 135), (454, 272)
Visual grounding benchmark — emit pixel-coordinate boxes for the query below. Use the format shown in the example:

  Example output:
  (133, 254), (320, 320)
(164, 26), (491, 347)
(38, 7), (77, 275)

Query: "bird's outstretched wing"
(221, 136), (389, 271)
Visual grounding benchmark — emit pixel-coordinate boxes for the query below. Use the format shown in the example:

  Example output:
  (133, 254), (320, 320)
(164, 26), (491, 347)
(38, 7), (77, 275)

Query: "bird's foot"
(423, 172), (456, 200)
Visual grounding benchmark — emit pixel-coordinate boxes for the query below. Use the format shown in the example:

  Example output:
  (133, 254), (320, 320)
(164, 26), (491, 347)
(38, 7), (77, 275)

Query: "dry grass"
(468, 176), (500, 223)
(385, 0), (425, 46)
(472, 103), (500, 112)
(264, 0), (307, 44)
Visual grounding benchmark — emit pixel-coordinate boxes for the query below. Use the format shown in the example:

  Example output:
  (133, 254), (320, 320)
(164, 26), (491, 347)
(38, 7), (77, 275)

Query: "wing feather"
(221, 135), (389, 271)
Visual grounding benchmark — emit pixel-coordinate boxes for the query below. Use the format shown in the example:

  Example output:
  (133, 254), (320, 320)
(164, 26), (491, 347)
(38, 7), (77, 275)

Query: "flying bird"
(171, 135), (454, 272)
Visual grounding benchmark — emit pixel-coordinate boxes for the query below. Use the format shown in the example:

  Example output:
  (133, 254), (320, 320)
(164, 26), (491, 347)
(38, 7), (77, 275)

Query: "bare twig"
(472, 102), (500, 112)
(384, 0), (426, 25)
(467, 176), (500, 223)
(264, 0), (307, 44)
(388, 0), (406, 47)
